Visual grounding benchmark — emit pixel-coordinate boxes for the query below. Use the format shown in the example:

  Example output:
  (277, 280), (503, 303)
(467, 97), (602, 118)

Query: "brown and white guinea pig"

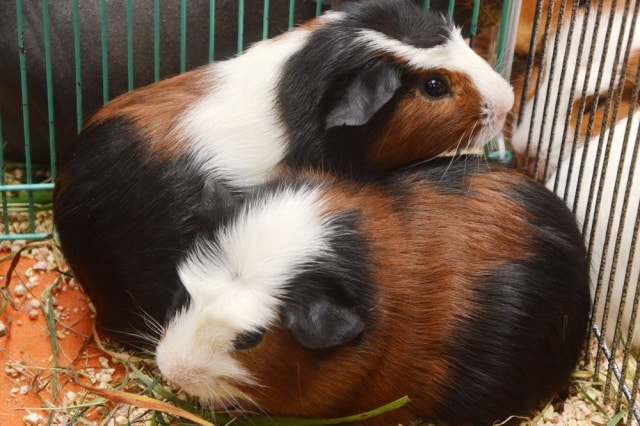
(509, 0), (640, 350)
(155, 156), (591, 426)
(54, 0), (513, 348)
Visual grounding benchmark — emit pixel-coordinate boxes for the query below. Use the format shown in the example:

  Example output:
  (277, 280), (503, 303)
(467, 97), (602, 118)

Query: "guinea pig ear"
(325, 62), (402, 130)
(198, 178), (240, 222)
(282, 293), (366, 350)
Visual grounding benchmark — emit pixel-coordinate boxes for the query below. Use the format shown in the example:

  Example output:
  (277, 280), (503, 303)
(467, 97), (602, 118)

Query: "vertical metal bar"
(209, 0), (216, 61)
(534, 0), (569, 181)
(289, 0), (296, 29)
(315, 0), (322, 16)
(0, 114), (9, 236)
(42, 0), (56, 179)
(469, 0), (481, 42)
(448, 0), (455, 17)
(101, 0), (109, 104)
(154, 0), (161, 81)
(127, 0), (134, 91)
(100, 0), (111, 104)
(516, 0), (545, 127)
(521, 0), (556, 174)
(238, 0), (245, 54)
(15, 0), (35, 233)
(180, 0), (187, 72)
(550, 0), (589, 195)
(73, 0), (83, 132)
(263, 0), (270, 40)
(423, 0), (430, 10)
(581, 4), (620, 376)
(495, 0), (521, 80)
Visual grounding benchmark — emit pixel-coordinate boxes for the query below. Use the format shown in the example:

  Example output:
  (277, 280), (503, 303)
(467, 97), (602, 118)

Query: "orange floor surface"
(0, 248), (123, 426)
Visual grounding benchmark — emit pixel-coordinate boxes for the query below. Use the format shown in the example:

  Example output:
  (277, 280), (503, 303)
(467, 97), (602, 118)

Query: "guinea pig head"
(279, 0), (514, 175)
(155, 184), (375, 413)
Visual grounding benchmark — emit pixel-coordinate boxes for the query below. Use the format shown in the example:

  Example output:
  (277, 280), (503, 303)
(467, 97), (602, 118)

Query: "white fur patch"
(156, 185), (333, 400)
(176, 29), (311, 187)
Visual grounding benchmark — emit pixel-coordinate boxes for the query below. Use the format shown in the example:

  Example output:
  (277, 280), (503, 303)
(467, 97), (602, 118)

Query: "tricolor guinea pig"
(155, 156), (591, 426)
(54, 0), (513, 347)
(77, 0), (513, 184)
(509, 0), (640, 350)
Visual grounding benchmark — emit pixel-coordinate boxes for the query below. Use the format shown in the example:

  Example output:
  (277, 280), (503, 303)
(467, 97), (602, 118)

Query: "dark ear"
(325, 62), (402, 130)
(198, 178), (240, 224)
(282, 294), (366, 350)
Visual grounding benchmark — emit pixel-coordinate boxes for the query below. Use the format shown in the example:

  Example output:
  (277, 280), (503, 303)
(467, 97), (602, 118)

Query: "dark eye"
(423, 77), (450, 98)
(233, 329), (266, 350)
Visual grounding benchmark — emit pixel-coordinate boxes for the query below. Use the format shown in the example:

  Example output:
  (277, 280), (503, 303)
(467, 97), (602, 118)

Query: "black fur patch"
(54, 117), (234, 349)
(277, 0), (452, 177)
(435, 176), (590, 424)
(280, 208), (376, 350)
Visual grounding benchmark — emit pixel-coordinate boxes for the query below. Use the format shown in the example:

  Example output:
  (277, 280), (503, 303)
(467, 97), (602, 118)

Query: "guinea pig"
(509, 0), (640, 350)
(77, 0), (513, 184)
(155, 156), (591, 426)
(54, 0), (513, 347)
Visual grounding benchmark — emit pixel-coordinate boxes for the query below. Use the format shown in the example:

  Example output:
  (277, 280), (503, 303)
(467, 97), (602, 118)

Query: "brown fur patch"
(369, 70), (485, 171)
(85, 66), (214, 159)
(235, 168), (536, 425)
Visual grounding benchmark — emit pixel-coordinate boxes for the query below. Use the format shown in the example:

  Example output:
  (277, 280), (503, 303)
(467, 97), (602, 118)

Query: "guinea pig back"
(156, 157), (591, 426)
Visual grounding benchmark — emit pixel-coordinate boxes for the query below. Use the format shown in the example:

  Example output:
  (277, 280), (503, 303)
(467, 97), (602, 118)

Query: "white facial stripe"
(355, 28), (514, 110)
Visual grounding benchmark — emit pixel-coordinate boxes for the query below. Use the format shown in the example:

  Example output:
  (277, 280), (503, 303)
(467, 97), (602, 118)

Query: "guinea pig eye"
(233, 329), (266, 351)
(422, 77), (450, 99)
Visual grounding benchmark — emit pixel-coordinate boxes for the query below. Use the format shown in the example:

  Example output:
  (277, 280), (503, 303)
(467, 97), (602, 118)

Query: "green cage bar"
(43, 0), (56, 179)
(209, 0), (216, 61)
(263, 0), (270, 40)
(154, 0), (161, 81)
(238, 0), (245, 53)
(127, 0), (135, 92)
(101, 0), (110, 104)
(73, 0), (83, 131)
(0, 113), (9, 237)
(180, 0), (187, 73)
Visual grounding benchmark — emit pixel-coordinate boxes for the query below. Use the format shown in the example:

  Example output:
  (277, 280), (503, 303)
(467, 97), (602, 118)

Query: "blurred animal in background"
(509, 0), (640, 351)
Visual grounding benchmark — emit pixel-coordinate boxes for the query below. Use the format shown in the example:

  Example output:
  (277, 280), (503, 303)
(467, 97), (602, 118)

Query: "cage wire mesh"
(513, 0), (640, 420)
